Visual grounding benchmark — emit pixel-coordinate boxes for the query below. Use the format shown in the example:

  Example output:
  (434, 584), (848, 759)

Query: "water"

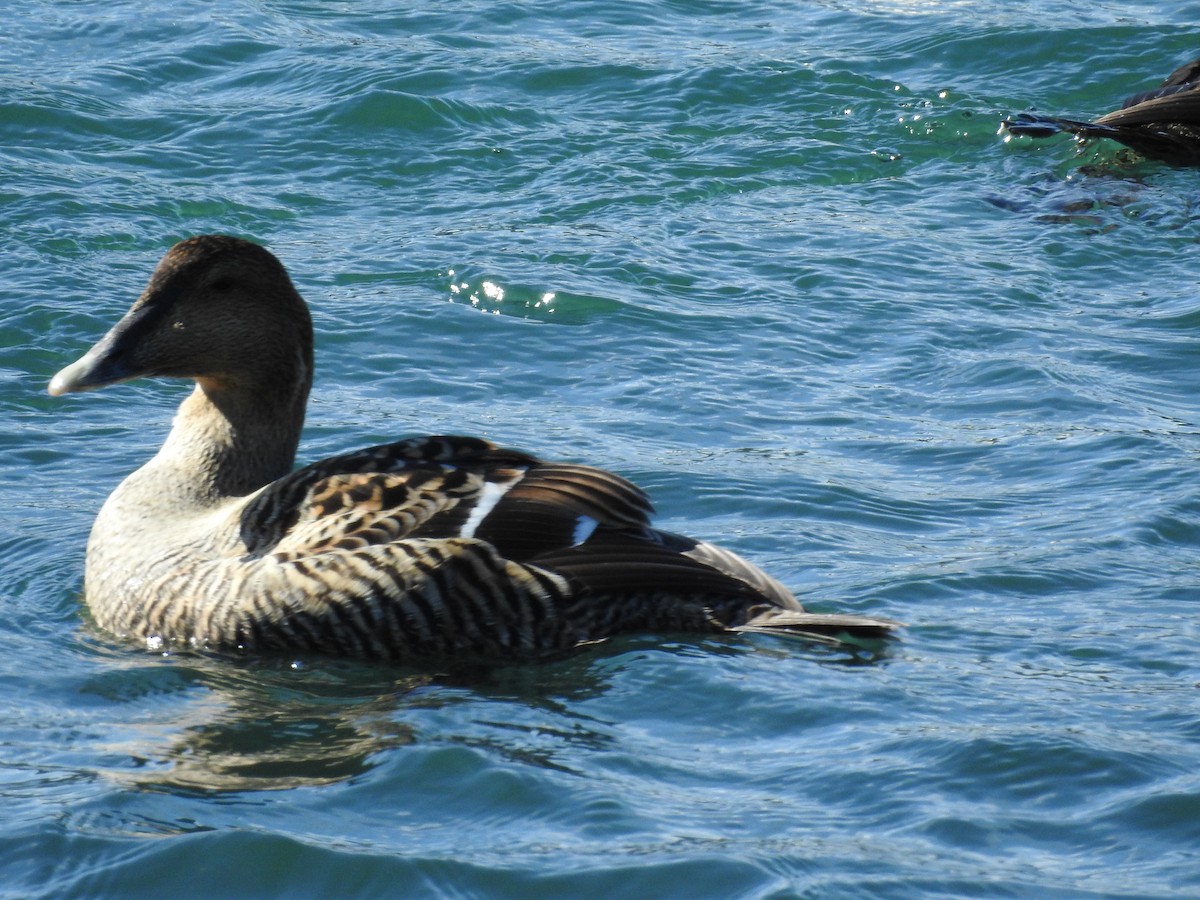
(3, 1), (1199, 897)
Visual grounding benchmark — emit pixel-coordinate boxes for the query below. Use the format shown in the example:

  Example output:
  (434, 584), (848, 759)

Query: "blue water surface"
(3, 1), (1199, 897)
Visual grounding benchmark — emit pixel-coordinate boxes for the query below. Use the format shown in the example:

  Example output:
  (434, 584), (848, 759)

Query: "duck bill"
(48, 345), (133, 396)
(48, 303), (156, 396)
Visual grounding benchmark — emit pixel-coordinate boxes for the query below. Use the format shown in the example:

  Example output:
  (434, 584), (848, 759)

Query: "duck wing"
(1088, 91), (1200, 164)
(1098, 90), (1200, 128)
(238, 434), (653, 561)
(1118, 55), (1200, 107)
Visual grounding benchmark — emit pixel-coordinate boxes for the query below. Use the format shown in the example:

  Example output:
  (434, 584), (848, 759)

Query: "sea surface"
(3, 1), (1199, 897)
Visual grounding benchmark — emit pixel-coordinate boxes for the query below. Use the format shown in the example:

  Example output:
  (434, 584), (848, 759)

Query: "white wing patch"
(573, 515), (599, 546)
(460, 478), (518, 538)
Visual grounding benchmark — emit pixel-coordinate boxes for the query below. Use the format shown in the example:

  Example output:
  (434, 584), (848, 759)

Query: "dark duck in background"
(1004, 55), (1200, 166)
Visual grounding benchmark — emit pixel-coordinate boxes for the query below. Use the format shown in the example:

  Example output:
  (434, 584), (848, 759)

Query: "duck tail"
(1003, 112), (1118, 141)
(733, 609), (902, 650)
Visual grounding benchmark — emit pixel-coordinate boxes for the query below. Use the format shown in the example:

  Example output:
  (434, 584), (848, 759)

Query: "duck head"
(49, 235), (315, 400)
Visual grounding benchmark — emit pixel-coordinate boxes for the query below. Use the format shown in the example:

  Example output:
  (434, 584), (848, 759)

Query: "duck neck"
(149, 373), (310, 506)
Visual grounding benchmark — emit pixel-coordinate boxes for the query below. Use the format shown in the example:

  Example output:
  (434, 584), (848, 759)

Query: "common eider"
(49, 236), (899, 662)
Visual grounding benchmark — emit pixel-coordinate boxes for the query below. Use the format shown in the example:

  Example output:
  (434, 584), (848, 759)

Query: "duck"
(1003, 55), (1200, 166)
(49, 235), (900, 663)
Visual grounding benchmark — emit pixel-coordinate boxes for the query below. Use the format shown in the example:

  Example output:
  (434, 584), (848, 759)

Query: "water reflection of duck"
(50, 236), (899, 664)
(1004, 56), (1200, 166)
